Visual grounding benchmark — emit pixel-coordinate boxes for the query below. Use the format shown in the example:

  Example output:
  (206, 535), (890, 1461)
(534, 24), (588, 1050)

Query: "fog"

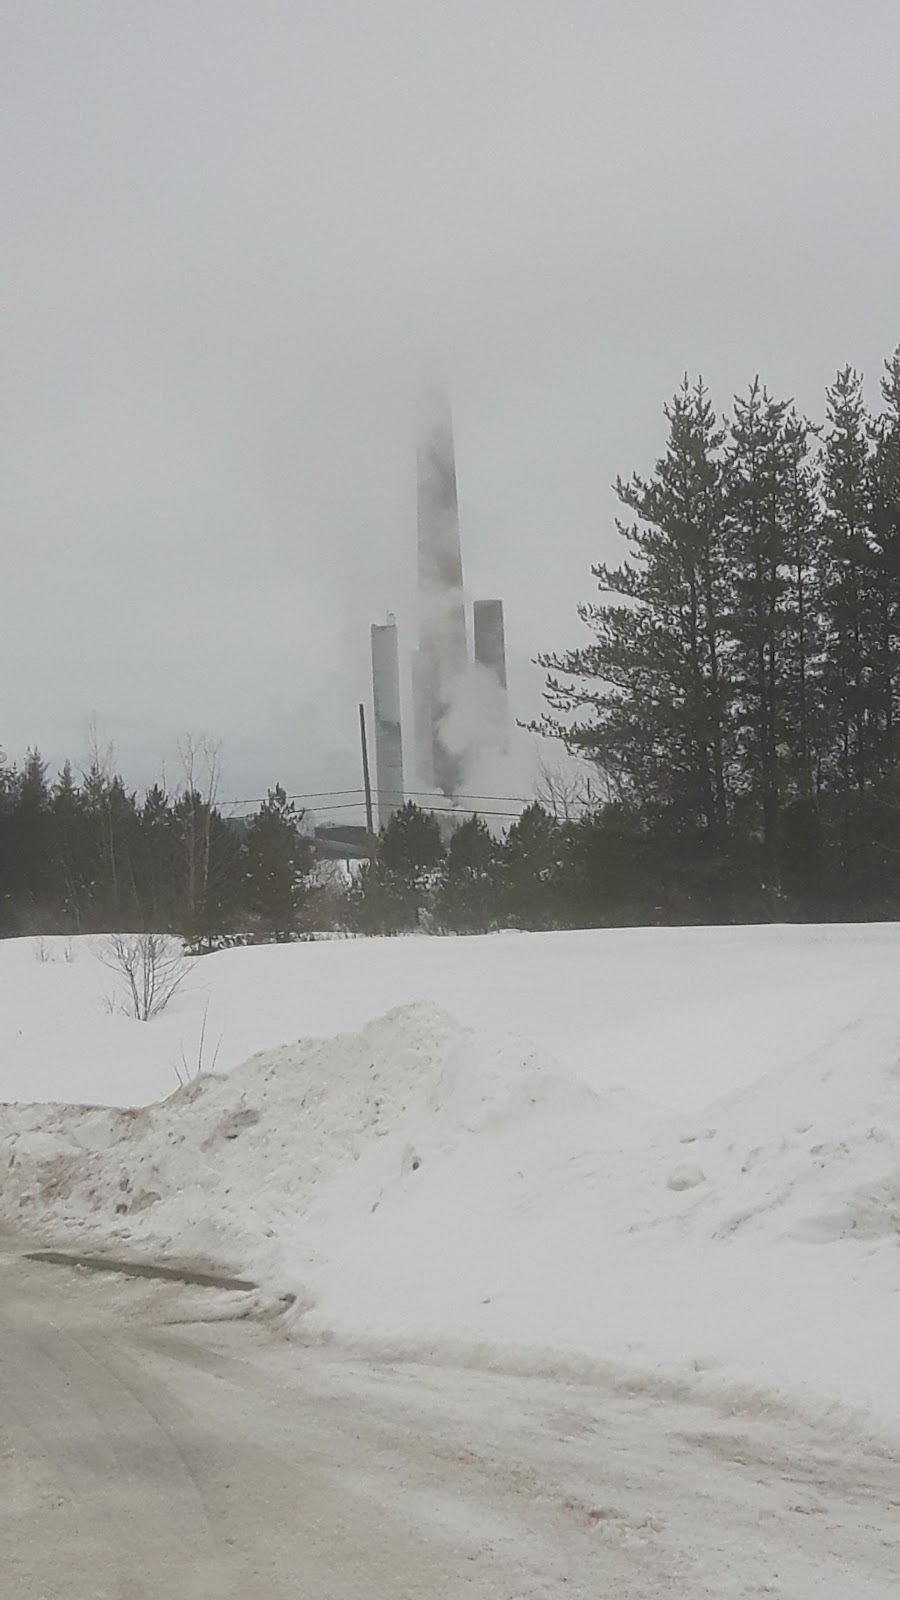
(3, 1), (900, 817)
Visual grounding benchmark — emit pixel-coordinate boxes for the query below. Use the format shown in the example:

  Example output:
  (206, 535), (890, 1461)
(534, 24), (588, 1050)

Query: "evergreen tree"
(80, 762), (141, 928)
(378, 801), (445, 922)
(436, 815), (499, 933)
(50, 761), (90, 929)
(777, 409), (829, 908)
(563, 805), (661, 926)
(499, 803), (565, 929)
(135, 784), (178, 929)
(780, 408), (827, 804)
(349, 803), (446, 932)
(0, 751), (17, 932)
(538, 378), (733, 840)
(171, 787), (209, 939)
(18, 747), (49, 807)
(244, 785), (314, 939)
(725, 382), (789, 863)
(820, 367), (876, 806)
(171, 789), (243, 948)
(724, 385), (824, 875)
(11, 749), (52, 920)
(198, 808), (245, 948)
(346, 857), (411, 934)
(868, 347), (900, 775)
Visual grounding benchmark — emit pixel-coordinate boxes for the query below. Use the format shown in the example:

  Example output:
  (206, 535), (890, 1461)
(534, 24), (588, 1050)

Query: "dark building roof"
(314, 823), (371, 860)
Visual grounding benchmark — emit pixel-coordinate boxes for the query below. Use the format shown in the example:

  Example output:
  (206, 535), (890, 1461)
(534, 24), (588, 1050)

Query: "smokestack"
(473, 598), (510, 755)
(370, 616), (405, 828)
(473, 599), (508, 691)
(417, 380), (467, 796)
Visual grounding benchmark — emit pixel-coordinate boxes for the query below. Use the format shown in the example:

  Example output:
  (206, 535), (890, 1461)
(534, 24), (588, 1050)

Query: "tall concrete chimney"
(370, 616), (404, 828)
(417, 381), (467, 796)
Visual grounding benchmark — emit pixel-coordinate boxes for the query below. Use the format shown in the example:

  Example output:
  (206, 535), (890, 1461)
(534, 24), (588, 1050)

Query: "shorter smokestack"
(473, 599), (508, 690)
(371, 617), (404, 828)
(473, 598), (509, 755)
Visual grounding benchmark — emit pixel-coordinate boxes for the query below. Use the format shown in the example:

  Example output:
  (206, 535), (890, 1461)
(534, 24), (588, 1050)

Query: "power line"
(222, 788), (368, 806)
(221, 786), (535, 811)
(222, 796), (528, 821)
(311, 801), (526, 820)
(404, 790), (533, 805)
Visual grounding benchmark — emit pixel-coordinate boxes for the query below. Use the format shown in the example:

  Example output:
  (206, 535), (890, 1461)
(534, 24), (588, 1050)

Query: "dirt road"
(1, 1248), (898, 1598)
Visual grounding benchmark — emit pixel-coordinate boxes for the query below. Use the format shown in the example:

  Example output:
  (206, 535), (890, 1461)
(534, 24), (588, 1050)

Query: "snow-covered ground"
(2, 925), (900, 1435)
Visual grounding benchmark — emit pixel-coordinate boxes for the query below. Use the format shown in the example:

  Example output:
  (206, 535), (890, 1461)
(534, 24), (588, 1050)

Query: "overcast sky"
(3, 1), (900, 816)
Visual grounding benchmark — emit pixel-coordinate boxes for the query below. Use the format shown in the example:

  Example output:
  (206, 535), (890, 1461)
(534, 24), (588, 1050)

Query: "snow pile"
(297, 1000), (900, 1414)
(0, 1003), (612, 1291)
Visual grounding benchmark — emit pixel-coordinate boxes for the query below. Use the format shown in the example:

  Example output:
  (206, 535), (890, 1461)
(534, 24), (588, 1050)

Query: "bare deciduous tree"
(534, 754), (603, 820)
(99, 932), (196, 1022)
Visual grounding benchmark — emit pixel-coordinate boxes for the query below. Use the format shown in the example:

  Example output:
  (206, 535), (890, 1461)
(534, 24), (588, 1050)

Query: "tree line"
(537, 347), (900, 921)
(0, 747), (320, 946)
(0, 741), (638, 941)
(351, 796), (732, 933)
(0, 738), (700, 942)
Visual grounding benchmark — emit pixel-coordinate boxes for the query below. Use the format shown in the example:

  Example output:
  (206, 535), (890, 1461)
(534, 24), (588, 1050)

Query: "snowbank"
(1, 922), (897, 1110)
(0, 1003), (610, 1283)
(3, 925), (900, 1429)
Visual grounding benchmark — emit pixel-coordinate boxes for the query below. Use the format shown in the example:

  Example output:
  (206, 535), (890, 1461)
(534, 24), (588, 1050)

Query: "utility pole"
(358, 702), (375, 840)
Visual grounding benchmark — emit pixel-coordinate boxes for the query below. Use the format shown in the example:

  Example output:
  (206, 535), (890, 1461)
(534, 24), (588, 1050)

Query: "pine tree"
(819, 367), (878, 891)
(171, 790), (243, 948)
(724, 384), (823, 874)
(725, 382), (787, 862)
(780, 408), (826, 804)
(199, 809), (245, 947)
(563, 805), (661, 926)
(349, 803), (446, 932)
(499, 803), (564, 929)
(436, 815), (499, 933)
(50, 761), (90, 929)
(538, 378), (733, 840)
(778, 413), (828, 909)
(244, 785), (314, 939)
(0, 750), (17, 932)
(348, 857), (415, 934)
(868, 347), (900, 776)
(12, 749), (52, 924)
(136, 784), (177, 929)
(377, 801), (445, 924)
(171, 787), (209, 940)
(80, 762), (140, 927)
(820, 367), (876, 795)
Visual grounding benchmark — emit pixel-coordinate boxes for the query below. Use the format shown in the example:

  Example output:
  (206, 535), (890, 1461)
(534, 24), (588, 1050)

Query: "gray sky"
(3, 1), (900, 817)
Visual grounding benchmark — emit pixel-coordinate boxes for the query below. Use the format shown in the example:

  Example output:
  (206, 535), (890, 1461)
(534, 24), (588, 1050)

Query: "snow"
(2, 924), (900, 1436)
(8, 1258), (897, 1600)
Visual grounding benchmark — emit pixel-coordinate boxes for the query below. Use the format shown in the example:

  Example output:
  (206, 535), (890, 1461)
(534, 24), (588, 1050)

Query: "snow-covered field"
(2, 925), (900, 1435)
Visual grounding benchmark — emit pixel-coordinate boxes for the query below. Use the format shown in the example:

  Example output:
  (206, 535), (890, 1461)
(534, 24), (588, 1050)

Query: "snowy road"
(2, 1252), (899, 1599)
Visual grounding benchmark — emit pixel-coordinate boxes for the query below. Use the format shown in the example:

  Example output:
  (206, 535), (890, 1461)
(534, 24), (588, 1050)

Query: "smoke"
(435, 656), (539, 827)
(439, 658), (505, 770)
